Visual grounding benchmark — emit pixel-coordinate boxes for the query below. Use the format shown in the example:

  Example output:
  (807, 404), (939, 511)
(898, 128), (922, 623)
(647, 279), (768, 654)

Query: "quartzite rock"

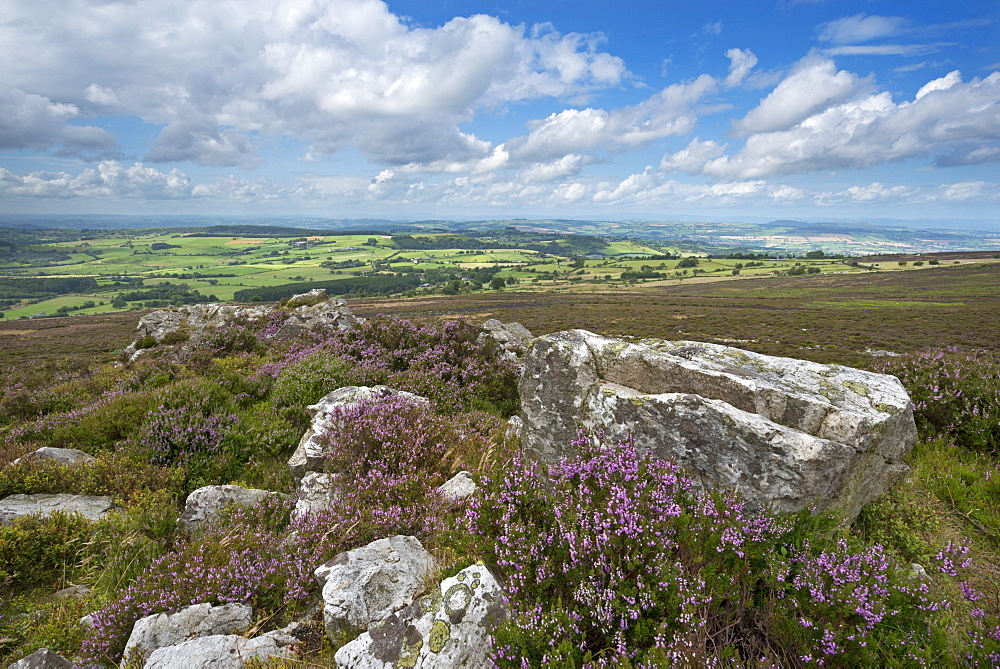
(0, 494), (113, 525)
(178, 485), (285, 530)
(314, 535), (437, 643)
(334, 564), (507, 668)
(518, 329), (918, 521)
(122, 602), (253, 665)
(289, 386), (430, 481)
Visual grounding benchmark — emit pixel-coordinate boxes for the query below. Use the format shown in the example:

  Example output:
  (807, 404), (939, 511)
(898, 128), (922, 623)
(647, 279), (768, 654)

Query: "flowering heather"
(466, 435), (1000, 666)
(137, 405), (236, 467)
(876, 347), (1000, 452)
(259, 316), (520, 416)
(317, 395), (500, 479)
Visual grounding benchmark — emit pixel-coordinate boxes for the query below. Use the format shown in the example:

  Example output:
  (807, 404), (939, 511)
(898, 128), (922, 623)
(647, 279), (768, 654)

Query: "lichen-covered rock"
(293, 472), (341, 519)
(142, 622), (306, 669)
(178, 485), (285, 530)
(437, 472), (476, 504)
(289, 386), (430, 481)
(7, 648), (75, 669)
(0, 494), (113, 525)
(314, 535), (437, 644)
(519, 329), (918, 522)
(334, 564), (507, 669)
(122, 602), (253, 665)
(122, 290), (362, 361)
(11, 447), (95, 467)
(479, 319), (533, 364)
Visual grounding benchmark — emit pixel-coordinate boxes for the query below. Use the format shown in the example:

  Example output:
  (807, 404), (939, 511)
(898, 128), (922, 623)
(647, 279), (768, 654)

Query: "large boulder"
(288, 386), (430, 481)
(142, 622), (306, 669)
(334, 564), (507, 669)
(122, 290), (362, 361)
(314, 535), (437, 644)
(122, 602), (253, 665)
(178, 485), (285, 530)
(518, 330), (918, 522)
(0, 494), (113, 525)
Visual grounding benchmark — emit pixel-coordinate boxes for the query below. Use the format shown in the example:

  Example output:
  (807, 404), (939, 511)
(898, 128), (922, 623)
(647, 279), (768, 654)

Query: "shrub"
(0, 511), (94, 593)
(875, 347), (1000, 452)
(465, 435), (1000, 666)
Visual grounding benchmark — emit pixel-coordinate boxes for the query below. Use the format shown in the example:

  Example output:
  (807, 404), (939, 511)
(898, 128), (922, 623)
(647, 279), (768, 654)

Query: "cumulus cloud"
(663, 60), (1000, 179)
(0, 0), (628, 166)
(731, 54), (872, 135)
(0, 87), (121, 159)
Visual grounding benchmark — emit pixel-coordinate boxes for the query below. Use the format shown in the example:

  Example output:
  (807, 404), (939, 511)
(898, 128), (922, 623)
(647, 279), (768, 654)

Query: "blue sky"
(1, 0), (998, 225)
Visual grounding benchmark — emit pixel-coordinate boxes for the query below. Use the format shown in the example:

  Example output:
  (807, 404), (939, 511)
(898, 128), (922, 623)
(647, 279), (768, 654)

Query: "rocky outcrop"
(314, 535), (437, 644)
(288, 386), (429, 482)
(122, 602), (253, 665)
(178, 485), (285, 530)
(11, 447), (95, 467)
(437, 471), (477, 504)
(518, 330), (918, 522)
(142, 622), (306, 668)
(334, 564), (507, 668)
(479, 319), (533, 364)
(122, 289), (361, 361)
(0, 494), (113, 525)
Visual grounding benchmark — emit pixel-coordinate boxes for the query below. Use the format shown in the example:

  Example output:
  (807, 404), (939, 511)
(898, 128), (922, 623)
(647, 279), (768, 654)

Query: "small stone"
(12, 447), (95, 467)
(437, 472), (477, 504)
(7, 648), (75, 669)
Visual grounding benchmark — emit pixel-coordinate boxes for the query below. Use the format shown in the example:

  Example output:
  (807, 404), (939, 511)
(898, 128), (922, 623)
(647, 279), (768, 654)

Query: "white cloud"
(731, 54), (871, 135)
(822, 44), (946, 57)
(505, 74), (718, 164)
(724, 48), (758, 88)
(665, 63), (1000, 179)
(818, 13), (908, 44)
(0, 0), (628, 166)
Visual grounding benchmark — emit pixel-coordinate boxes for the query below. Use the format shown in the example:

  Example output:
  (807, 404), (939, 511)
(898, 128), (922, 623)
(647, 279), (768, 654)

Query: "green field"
(0, 226), (887, 320)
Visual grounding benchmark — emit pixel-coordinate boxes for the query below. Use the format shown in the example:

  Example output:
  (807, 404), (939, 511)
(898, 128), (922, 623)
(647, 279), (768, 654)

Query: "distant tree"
(676, 257), (699, 268)
(804, 250), (826, 259)
(490, 277), (506, 291)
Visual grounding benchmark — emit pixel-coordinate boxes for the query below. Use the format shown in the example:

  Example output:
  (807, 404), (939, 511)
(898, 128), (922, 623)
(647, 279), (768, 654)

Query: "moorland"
(1, 223), (1000, 666)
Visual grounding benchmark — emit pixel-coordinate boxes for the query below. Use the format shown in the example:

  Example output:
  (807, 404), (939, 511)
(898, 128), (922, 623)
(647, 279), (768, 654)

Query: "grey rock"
(178, 485), (284, 530)
(142, 623), (305, 669)
(314, 535), (436, 643)
(334, 564), (507, 669)
(289, 386), (430, 481)
(7, 648), (75, 669)
(437, 472), (477, 504)
(479, 319), (533, 363)
(0, 494), (113, 525)
(79, 614), (95, 630)
(122, 290), (362, 361)
(274, 291), (362, 339)
(12, 447), (95, 467)
(518, 330), (918, 522)
(122, 602), (253, 665)
(51, 584), (91, 601)
(293, 472), (341, 519)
